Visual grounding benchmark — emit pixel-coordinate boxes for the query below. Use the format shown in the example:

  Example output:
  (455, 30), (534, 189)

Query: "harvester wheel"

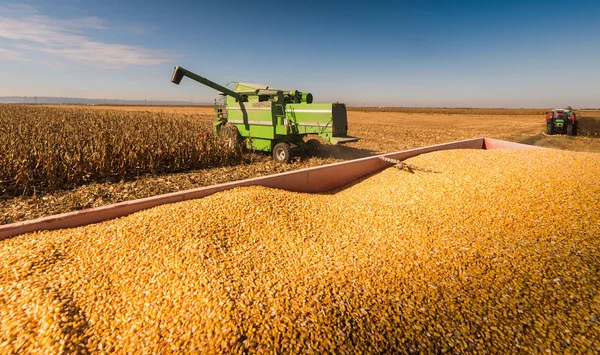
(219, 125), (242, 149)
(546, 123), (553, 135)
(305, 139), (321, 156)
(273, 142), (291, 163)
(567, 124), (574, 136)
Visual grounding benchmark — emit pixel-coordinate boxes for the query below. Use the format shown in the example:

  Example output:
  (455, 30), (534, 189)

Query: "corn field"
(348, 107), (548, 115)
(0, 105), (244, 196)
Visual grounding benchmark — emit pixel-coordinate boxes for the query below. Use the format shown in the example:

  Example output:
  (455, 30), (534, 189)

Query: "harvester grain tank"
(171, 66), (358, 163)
(545, 109), (577, 136)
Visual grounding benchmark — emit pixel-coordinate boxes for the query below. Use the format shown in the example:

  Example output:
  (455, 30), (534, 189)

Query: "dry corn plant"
(0, 105), (245, 196)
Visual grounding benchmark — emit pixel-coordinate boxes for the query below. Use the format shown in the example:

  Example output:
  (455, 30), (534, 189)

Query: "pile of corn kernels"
(1, 149), (599, 353)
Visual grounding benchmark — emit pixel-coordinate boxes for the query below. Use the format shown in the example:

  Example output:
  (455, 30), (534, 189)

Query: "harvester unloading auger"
(171, 66), (358, 163)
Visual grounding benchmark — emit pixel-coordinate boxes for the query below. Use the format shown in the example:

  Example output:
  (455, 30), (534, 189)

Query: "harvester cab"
(545, 109), (576, 136)
(171, 66), (359, 163)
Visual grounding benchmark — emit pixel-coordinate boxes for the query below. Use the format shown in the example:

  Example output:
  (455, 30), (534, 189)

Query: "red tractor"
(545, 109), (576, 136)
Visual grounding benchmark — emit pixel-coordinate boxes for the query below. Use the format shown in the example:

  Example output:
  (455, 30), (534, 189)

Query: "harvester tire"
(305, 139), (321, 156)
(219, 125), (242, 150)
(273, 143), (291, 163)
(567, 124), (574, 136)
(546, 123), (553, 135)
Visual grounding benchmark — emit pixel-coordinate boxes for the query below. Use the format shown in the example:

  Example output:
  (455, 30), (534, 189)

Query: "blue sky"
(0, 0), (598, 107)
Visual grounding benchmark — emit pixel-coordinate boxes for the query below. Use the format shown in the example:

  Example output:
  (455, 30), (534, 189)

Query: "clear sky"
(0, 0), (598, 107)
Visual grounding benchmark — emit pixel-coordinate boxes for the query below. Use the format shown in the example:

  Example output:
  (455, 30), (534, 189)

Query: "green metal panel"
(224, 101), (353, 148)
(226, 100), (275, 141)
(287, 103), (333, 136)
(246, 137), (272, 152)
(285, 103), (352, 143)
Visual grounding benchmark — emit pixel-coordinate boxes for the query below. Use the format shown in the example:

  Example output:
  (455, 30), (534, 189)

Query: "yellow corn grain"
(1, 149), (599, 354)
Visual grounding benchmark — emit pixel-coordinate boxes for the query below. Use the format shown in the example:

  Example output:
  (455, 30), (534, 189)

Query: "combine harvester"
(171, 66), (358, 163)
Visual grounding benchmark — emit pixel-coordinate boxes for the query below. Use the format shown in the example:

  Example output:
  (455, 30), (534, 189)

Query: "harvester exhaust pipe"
(171, 66), (185, 85)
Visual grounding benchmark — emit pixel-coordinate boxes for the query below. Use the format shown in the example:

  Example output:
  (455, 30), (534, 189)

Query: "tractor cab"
(553, 110), (568, 119)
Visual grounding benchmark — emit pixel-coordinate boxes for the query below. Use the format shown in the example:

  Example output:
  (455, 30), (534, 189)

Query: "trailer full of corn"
(1, 143), (599, 353)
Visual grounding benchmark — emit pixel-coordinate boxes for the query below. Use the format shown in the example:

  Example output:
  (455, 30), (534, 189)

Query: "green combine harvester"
(171, 66), (358, 163)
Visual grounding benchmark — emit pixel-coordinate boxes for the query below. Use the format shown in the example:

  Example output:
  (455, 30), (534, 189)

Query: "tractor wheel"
(305, 139), (321, 156)
(273, 142), (292, 163)
(546, 123), (553, 135)
(567, 124), (574, 136)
